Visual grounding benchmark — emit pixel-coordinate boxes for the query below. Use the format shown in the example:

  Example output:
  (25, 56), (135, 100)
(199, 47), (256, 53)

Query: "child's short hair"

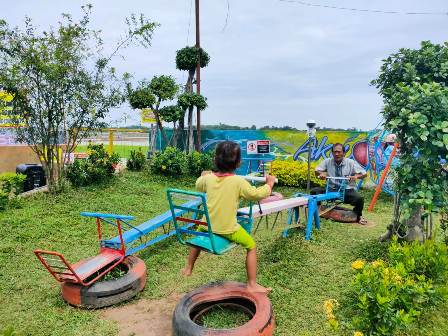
(214, 141), (241, 173)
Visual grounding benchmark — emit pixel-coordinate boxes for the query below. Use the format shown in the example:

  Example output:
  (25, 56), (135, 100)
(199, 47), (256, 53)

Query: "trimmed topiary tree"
(175, 46), (210, 151)
(127, 75), (179, 145)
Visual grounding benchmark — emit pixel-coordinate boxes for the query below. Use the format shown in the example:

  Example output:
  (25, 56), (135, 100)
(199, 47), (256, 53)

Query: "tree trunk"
(169, 121), (178, 147)
(153, 99), (168, 147)
(185, 69), (195, 93)
(187, 106), (194, 153)
(379, 193), (424, 243)
(178, 113), (186, 151)
(404, 207), (424, 242)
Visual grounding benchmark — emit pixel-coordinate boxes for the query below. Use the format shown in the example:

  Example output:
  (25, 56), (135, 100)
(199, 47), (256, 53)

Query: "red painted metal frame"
(34, 250), (83, 283)
(175, 216), (208, 226)
(34, 216), (127, 286)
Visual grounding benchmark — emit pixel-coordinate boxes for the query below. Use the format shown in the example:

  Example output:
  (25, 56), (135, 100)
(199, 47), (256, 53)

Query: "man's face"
(332, 145), (345, 163)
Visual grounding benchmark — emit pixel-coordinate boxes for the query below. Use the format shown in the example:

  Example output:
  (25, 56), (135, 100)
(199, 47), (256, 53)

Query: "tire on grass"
(61, 255), (147, 309)
(172, 281), (275, 336)
(320, 206), (358, 223)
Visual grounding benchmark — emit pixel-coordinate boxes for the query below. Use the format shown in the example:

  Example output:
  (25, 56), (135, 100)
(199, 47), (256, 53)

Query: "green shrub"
(127, 149), (147, 171)
(351, 260), (439, 335)
(271, 160), (325, 188)
(187, 151), (214, 177)
(0, 173), (26, 211)
(0, 190), (8, 210)
(65, 144), (119, 187)
(332, 239), (448, 335)
(0, 172), (26, 195)
(389, 239), (448, 284)
(149, 147), (187, 176)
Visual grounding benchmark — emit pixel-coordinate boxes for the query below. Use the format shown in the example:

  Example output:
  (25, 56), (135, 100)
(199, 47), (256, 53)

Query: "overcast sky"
(3, 0), (447, 130)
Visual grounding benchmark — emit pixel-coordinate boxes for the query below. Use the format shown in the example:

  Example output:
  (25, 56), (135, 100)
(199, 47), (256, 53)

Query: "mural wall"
(157, 129), (369, 168)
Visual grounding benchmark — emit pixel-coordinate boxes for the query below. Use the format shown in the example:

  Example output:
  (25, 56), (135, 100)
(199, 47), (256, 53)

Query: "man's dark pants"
(310, 187), (364, 221)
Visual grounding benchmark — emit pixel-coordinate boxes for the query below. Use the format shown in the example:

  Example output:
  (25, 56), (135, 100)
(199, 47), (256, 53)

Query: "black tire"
(321, 206), (358, 223)
(61, 255), (147, 309)
(173, 281), (275, 336)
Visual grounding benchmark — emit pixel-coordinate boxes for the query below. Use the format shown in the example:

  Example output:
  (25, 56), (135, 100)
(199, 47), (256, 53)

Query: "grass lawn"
(1, 171), (447, 335)
(75, 144), (149, 159)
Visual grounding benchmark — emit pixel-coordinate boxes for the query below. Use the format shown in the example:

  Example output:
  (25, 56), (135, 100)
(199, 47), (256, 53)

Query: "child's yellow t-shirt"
(195, 173), (271, 234)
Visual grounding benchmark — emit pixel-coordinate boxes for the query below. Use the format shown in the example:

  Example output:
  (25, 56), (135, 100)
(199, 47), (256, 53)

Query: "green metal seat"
(167, 188), (253, 255)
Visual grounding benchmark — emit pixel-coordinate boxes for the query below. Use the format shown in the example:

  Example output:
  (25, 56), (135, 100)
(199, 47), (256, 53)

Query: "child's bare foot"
(181, 267), (192, 276)
(247, 283), (272, 294)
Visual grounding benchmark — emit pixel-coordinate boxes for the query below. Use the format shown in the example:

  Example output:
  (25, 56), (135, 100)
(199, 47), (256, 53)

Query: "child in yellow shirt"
(182, 141), (276, 293)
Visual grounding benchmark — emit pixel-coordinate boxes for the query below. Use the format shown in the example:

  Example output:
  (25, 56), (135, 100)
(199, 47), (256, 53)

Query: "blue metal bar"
(81, 212), (134, 220)
(125, 225), (194, 256)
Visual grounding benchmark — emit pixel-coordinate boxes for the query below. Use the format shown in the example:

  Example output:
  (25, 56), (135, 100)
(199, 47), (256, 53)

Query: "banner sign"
(141, 108), (156, 124)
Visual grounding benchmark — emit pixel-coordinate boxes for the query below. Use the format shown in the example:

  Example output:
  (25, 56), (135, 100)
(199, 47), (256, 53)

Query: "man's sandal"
(358, 217), (368, 225)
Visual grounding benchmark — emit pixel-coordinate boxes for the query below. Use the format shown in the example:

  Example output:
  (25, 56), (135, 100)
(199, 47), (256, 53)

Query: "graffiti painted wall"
(157, 129), (369, 168)
(263, 130), (369, 167)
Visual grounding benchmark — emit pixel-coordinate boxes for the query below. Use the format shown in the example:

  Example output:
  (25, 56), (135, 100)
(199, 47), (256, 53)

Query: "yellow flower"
(354, 332), (364, 336)
(161, 165), (166, 170)
(352, 259), (365, 270)
(372, 259), (384, 268)
(323, 299), (339, 320)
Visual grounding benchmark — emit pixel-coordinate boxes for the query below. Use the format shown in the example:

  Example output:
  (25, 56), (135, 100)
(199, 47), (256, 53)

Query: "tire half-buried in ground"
(172, 281), (275, 336)
(320, 206), (358, 223)
(61, 255), (146, 309)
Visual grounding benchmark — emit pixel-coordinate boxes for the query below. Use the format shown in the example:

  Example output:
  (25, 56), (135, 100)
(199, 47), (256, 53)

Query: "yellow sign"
(0, 91), (14, 103)
(141, 108), (156, 124)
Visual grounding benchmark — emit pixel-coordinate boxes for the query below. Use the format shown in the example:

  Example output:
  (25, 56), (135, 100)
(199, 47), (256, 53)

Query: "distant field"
(75, 144), (149, 159)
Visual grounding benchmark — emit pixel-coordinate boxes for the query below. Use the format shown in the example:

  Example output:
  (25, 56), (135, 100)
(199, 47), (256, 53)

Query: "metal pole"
(195, 0), (201, 152)
(306, 135), (312, 193)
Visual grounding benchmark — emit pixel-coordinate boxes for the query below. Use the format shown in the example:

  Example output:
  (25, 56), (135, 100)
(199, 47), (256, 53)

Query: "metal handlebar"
(325, 176), (350, 180)
(240, 175), (278, 184)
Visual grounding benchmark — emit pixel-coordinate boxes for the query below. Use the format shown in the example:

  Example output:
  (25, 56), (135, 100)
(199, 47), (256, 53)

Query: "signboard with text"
(247, 140), (271, 154)
(141, 108), (156, 124)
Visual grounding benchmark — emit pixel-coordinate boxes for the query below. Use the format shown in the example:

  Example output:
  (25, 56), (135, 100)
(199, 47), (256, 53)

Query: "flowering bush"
(326, 239), (448, 336)
(127, 149), (147, 171)
(271, 160), (325, 188)
(187, 151), (214, 177)
(149, 147), (188, 176)
(351, 260), (437, 335)
(65, 144), (120, 187)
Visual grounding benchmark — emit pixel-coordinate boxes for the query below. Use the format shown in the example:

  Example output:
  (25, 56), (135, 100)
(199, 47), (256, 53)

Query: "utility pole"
(195, 0), (201, 152)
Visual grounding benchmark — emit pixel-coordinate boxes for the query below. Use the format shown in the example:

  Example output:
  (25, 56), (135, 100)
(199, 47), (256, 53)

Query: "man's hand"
(318, 172), (327, 180)
(348, 175), (358, 182)
(201, 170), (212, 176)
(265, 175), (276, 189)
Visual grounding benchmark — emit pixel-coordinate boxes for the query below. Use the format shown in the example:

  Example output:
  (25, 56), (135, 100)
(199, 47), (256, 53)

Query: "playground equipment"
(168, 176), (351, 250)
(34, 199), (202, 307)
(282, 176), (351, 240)
(368, 142), (399, 212)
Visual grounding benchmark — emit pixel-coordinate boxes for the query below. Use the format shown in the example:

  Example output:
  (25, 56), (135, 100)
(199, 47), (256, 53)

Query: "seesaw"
(168, 176), (351, 255)
(35, 199), (201, 286)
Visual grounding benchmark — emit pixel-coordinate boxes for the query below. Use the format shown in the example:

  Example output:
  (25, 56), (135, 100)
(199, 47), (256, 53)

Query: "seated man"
(311, 143), (368, 224)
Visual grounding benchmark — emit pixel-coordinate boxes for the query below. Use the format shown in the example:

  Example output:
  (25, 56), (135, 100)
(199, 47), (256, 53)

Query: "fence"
(76, 128), (153, 159)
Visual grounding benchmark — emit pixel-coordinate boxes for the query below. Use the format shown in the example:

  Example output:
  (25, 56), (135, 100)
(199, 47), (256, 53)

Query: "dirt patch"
(102, 292), (183, 336)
